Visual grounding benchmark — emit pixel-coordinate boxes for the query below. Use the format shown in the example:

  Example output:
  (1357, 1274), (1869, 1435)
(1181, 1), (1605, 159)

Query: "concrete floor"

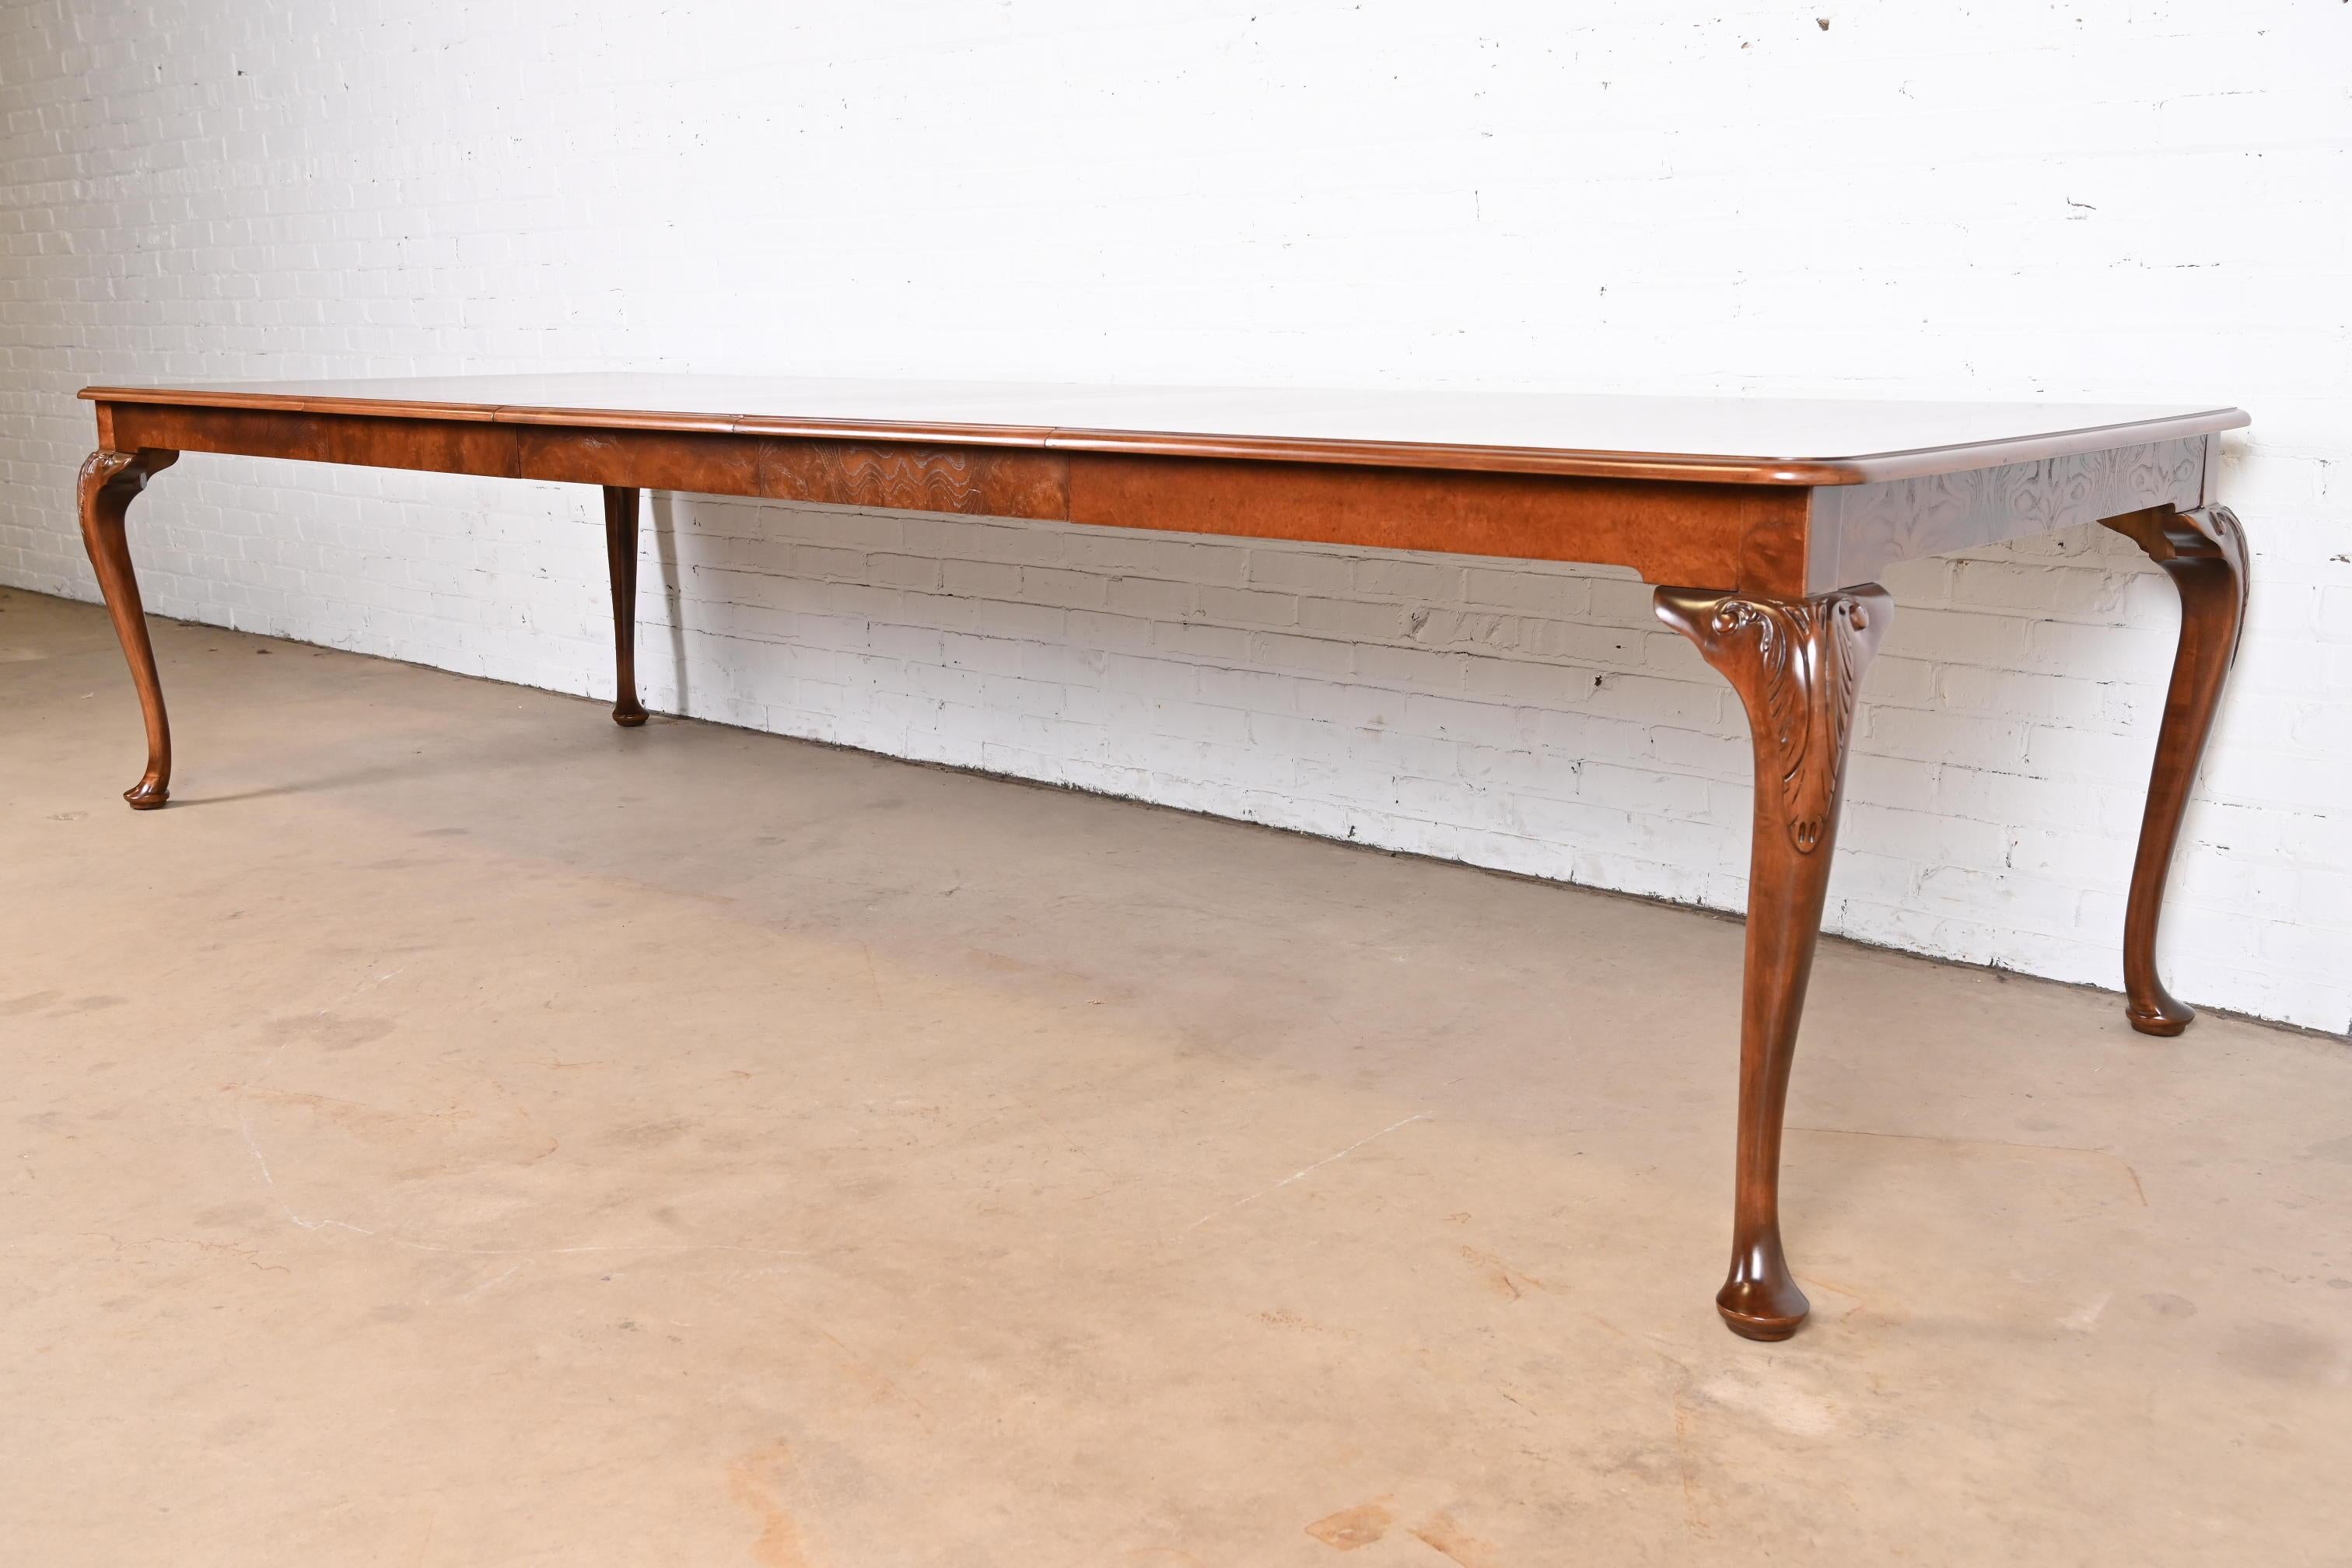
(3, 584), (2348, 1567)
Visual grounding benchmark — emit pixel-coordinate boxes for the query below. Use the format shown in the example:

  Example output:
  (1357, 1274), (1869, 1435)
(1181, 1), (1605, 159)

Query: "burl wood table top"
(81, 373), (2246, 485)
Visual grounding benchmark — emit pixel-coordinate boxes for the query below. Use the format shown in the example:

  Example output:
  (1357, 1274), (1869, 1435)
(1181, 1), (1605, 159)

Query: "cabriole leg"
(1655, 583), (1890, 1340)
(77, 449), (180, 809)
(604, 485), (648, 726)
(2098, 505), (2249, 1035)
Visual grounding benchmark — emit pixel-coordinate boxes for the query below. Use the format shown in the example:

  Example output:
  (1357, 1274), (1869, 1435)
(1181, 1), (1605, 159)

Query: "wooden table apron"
(72, 389), (2251, 1342)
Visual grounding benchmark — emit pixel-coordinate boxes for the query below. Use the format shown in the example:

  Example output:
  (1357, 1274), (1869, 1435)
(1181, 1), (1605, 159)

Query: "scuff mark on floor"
(727, 1439), (813, 1567)
(1185, 1111), (1430, 1231)
(1693, 1370), (1841, 1437)
(1460, 1244), (1547, 1301)
(1793, 1271), (1907, 1325)
(1304, 1500), (1392, 1550)
(77, 1231), (291, 1276)
(1409, 1509), (1503, 1567)
(2060, 1291), (2113, 1332)
(233, 1110), (808, 1262)
(1670, 1391), (1712, 1539)
(459, 1260), (527, 1300)
(236, 1083), (472, 1132)
(1787, 1124), (2149, 1205)
(802, 1319), (932, 1427)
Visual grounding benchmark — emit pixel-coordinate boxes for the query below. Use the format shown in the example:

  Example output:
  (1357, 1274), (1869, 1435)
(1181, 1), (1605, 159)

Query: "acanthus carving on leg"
(1705, 593), (1876, 854)
(2098, 504), (2249, 1035)
(1655, 583), (1890, 1340)
(77, 448), (180, 809)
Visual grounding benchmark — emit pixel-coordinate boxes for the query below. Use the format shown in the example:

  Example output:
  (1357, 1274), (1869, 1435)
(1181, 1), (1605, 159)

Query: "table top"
(82, 374), (2246, 485)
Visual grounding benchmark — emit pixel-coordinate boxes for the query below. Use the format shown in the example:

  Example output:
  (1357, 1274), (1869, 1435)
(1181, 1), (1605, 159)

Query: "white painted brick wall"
(2, 0), (2347, 1031)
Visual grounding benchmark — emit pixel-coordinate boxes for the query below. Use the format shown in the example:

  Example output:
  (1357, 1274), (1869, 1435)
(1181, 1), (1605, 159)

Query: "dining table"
(72, 374), (2251, 1339)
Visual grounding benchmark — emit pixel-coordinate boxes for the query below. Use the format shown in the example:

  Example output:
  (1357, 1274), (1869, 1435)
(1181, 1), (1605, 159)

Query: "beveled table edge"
(78, 384), (2249, 487)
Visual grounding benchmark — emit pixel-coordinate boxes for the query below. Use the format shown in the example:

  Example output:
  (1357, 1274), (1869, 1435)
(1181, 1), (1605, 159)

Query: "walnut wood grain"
(2098, 505), (2250, 1035)
(109, 402), (525, 479)
(761, 439), (1068, 519)
(521, 426), (761, 495)
(95, 400), (1820, 592)
(82, 377), (2248, 485)
(1064, 453), (1815, 590)
(603, 487), (647, 726)
(77, 449), (180, 808)
(1654, 583), (1892, 1340)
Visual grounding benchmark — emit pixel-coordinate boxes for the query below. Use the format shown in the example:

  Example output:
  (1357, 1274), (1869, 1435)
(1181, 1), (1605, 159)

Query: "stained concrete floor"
(3, 583), (2349, 1567)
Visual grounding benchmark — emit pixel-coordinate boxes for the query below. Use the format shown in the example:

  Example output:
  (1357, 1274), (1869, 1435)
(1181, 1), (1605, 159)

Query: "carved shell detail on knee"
(1694, 592), (1886, 854)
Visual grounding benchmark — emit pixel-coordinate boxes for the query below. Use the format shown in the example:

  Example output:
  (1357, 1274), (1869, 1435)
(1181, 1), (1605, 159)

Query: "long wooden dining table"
(73, 374), (2250, 1339)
